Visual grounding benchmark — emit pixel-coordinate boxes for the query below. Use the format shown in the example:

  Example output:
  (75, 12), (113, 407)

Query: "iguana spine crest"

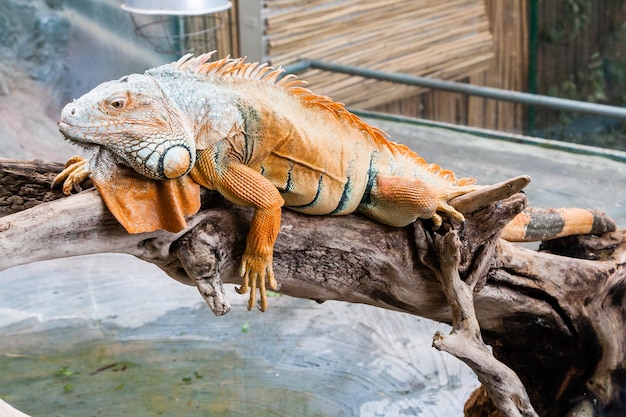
(169, 52), (475, 188)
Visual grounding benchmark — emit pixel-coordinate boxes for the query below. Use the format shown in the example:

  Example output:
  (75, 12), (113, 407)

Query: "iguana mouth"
(57, 120), (108, 138)
(58, 119), (127, 132)
(57, 120), (71, 133)
(57, 121), (98, 147)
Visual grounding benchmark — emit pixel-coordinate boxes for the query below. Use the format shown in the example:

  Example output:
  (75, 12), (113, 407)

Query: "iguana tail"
(501, 207), (617, 242)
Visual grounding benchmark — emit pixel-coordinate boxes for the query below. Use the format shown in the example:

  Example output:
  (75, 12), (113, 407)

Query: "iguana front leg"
(191, 145), (284, 312)
(51, 155), (91, 194)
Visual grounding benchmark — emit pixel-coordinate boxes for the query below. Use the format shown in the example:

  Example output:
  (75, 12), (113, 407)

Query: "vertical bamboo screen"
(262, 0), (494, 109)
(181, 8), (236, 58)
(369, 0), (527, 131)
(467, 0), (527, 131)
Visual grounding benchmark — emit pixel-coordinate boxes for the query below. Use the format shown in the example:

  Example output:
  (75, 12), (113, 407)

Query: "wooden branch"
(2, 158), (626, 417)
(0, 159), (67, 213)
(427, 231), (538, 417)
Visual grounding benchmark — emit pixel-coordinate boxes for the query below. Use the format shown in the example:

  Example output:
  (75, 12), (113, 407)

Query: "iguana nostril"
(60, 103), (78, 121)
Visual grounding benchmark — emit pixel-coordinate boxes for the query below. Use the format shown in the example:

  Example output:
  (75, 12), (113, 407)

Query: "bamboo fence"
(263, 0), (494, 109)
(467, 0), (528, 131)
(182, 8), (236, 58)
(367, 0), (527, 130)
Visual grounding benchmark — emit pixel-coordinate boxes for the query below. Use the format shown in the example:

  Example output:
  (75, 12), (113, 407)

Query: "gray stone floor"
(0, 118), (624, 416)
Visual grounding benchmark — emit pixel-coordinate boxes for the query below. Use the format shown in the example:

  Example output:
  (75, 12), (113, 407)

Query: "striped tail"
(501, 207), (617, 242)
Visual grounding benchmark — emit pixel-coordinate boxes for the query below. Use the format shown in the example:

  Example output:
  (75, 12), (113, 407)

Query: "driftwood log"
(1, 158), (625, 417)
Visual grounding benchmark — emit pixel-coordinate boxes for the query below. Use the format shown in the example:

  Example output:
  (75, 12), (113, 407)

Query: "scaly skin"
(53, 52), (616, 311)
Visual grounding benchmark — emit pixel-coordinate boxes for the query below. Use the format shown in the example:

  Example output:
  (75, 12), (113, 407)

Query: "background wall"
(0, 0), (168, 160)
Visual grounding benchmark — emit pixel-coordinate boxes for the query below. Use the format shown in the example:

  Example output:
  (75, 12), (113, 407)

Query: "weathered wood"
(0, 159), (67, 213)
(1, 158), (625, 417)
(427, 231), (538, 417)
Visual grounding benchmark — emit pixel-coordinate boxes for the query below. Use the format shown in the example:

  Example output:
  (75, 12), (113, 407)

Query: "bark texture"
(1, 158), (625, 417)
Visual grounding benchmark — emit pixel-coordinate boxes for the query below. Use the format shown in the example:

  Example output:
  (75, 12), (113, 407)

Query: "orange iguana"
(53, 52), (616, 311)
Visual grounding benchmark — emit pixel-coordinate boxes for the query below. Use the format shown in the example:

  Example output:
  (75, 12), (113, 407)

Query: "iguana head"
(58, 73), (196, 180)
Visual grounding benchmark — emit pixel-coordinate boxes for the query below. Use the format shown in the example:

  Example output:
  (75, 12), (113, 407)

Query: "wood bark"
(1, 158), (625, 417)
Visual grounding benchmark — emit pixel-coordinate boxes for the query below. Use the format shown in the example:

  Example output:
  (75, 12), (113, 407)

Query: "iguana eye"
(109, 98), (127, 109)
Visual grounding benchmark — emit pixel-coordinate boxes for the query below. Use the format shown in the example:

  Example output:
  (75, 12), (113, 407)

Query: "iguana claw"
(52, 155), (91, 194)
(237, 254), (278, 312)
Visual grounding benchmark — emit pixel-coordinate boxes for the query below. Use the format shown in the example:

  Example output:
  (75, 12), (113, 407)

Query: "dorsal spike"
(255, 66), (274, 80)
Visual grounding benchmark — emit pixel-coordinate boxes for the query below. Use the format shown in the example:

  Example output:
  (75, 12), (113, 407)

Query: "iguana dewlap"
(54, 52), (616, 312)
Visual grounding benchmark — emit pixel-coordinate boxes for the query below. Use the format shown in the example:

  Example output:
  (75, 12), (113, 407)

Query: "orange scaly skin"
(53, 53), (616, 311)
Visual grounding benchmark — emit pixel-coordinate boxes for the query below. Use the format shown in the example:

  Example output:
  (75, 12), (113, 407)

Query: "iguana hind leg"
(360, 175), (477, 228)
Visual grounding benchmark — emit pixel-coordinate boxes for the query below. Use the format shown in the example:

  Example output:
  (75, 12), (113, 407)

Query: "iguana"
(53, 52), (616, 311)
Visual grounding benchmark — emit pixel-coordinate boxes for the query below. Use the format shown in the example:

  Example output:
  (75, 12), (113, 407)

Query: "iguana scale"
(53, 52), (616, 311)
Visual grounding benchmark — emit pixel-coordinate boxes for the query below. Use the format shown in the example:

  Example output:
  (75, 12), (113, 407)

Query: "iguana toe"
(52, 156), (91, 195)
(237, 254), (275, 312)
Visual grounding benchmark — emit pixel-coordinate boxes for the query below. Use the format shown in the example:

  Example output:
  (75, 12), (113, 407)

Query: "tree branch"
(428, 231), (538, 417)
(2, 158), (626, 417)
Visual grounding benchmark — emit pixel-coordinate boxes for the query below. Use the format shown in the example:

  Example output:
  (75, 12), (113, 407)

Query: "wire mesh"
(129, 12), (227, 56)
